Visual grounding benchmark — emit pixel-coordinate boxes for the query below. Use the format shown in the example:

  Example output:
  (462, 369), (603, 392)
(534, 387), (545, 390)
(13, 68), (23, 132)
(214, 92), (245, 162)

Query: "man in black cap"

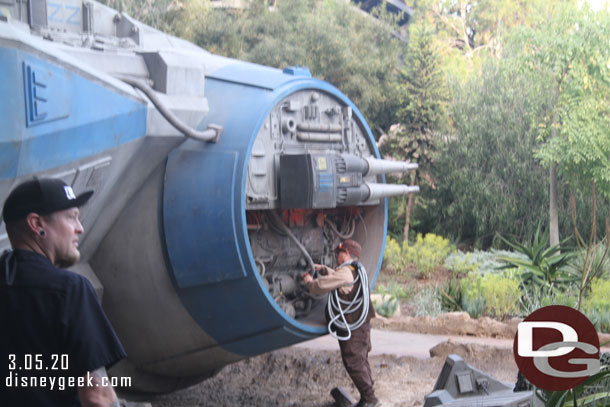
(1, 178), (126, 407)
(303, 239), (380, 407)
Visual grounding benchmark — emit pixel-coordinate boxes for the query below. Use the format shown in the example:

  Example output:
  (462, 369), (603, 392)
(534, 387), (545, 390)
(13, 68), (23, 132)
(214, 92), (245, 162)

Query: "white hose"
(117, 76), (223, 142)
(270, 211), (316, 275)
(326, 261), (370, 341)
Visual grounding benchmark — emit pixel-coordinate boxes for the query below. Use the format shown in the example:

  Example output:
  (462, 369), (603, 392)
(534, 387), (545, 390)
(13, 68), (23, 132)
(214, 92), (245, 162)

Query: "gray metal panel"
(141, 51), (205, 96)
(246, 89), (376, 211)
(92, 165), (233, 385)
(30, 0), (48, 28)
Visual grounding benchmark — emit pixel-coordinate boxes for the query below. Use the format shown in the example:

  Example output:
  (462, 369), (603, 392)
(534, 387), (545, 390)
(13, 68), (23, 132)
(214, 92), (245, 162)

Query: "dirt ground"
(150, 313), (522, 407)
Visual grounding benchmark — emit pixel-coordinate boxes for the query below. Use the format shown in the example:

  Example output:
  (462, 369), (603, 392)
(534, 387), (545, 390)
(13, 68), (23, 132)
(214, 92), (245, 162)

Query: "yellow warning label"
(317, 157), (327, 171)
(340, 177), (350, 183)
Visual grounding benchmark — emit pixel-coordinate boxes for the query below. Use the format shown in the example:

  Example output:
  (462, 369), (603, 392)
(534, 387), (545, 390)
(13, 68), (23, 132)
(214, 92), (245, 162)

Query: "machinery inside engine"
(243, 87), (417, 324)
(247, 208), (363, 322)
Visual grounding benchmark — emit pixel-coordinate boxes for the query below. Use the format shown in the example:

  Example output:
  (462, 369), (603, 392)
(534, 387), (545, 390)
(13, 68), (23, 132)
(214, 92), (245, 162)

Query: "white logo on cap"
(64, 186), (76, 200)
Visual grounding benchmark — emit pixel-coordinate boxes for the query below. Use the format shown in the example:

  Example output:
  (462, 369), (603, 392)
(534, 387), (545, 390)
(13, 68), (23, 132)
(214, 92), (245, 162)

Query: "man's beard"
(56, 251), (80, 268)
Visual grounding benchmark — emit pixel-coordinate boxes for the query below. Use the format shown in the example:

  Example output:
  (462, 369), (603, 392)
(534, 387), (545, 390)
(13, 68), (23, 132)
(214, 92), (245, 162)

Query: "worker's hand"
(302, 273), (313, 284)
(314, 264), (329, 275)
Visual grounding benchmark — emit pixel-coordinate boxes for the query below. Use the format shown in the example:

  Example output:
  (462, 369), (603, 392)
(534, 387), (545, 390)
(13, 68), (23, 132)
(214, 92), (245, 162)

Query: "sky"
(586, 0), (608, 11)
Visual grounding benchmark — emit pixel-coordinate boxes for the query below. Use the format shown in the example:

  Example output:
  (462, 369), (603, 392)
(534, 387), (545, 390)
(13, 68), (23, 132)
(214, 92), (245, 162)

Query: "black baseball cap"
(2, 178), (93, 222)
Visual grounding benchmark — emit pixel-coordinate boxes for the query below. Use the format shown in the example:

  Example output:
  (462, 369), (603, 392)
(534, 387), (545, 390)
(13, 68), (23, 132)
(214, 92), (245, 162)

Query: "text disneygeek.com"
(6, 354), (131, 391)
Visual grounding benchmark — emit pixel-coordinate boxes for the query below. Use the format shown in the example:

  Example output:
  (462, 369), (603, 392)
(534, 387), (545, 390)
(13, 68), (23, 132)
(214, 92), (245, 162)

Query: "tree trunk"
(549, 82), (561, 248)
(403, 172), (417, 243)
(549, 163), (560, 247)
(404, 193), (415, 243)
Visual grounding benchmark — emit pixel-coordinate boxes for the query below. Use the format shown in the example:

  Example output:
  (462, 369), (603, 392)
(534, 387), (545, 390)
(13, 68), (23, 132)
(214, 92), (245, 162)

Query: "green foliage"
(413, 286), (442, 317)
(570, 242), (610, 282)
(460, 273), (485, 318)
(507, 4), (610, 201)
(173, 0), (405, 136)
(383, 234), (454, 278)
(537, 362), (610, 407)
(585, 279), (610, 333)
(395, 20), (448, 136)
(479, 273), (521, 319)
(439, 278), (462, 312)
(372, 294), (399, 318)
(379, 18), (448, 241)
(456, 271), (520, 318)
(520, 285), (579, 317)
(377, 280), (411, 300)
(408, 234), (454, 278)
(99, 0), (177, 31)
(461, 295), (485, 319)
(442, 251), (526, 316)
(588, 308), (610, 335)
(497, 225), (575, 293)
(569, 229), (610, 312)
(419, 61), (553, 247)
(382, 236), (408, 273)
(444, 249), (527, 276)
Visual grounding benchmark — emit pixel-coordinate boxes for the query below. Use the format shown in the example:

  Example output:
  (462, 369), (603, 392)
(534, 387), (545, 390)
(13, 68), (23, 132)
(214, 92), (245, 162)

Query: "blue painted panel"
(23, 58), (70, 126)
(0, 48), (147, 179)
(164, 63), (384, 356)
(223, 326), (317, 357)
(164, 149), (246, 287)
(163, 77), (325, 348)
(207, 61), (307, 91)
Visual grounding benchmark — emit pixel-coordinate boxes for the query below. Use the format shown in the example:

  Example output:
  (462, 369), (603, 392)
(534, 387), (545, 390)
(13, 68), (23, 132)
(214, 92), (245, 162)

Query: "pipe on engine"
(363, 157), (418, 176)
(338, 154), (418, 176)
(362, 183), (420, 202)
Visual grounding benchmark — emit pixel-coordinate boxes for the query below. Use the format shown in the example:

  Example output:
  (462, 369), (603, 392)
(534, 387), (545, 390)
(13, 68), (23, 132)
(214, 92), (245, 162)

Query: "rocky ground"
(148, 313), (524, 407)
(146, 312), (610, 407)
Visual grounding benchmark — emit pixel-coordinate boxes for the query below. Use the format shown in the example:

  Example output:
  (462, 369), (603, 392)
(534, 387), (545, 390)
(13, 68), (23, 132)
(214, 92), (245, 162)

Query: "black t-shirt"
(0, 250), (126, 407)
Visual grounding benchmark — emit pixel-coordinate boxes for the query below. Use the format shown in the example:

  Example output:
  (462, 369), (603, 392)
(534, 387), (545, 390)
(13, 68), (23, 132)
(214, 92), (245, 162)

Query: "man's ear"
(25, 213), (44, 236)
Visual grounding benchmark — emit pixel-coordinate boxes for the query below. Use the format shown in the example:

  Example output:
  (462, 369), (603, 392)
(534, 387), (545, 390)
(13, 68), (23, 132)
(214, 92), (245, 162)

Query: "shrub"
(373, 295), (399, 318)
(378, 280), (412, 300)
(479, 273), (521, 319)
(439, 278), (463, 312)
(462, 296), (485, 319)
(383, 236), (408, 273)
(413, 286), (442, 317)
(460, 273), (485, 318)
(444, 249), (528, 276)
(585, 279), (610, 333)
(384, 233), (454, 277)
(520, 285), (579, 316)
(406, 233), (454, 278)
(373, 282), (409, 318)
(443, 250), (477, 277)
(587, 308), (610, 334)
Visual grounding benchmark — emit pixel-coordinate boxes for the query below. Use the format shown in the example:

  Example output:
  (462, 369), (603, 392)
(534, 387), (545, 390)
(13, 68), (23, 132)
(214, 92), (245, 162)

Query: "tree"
(100, 0), (177, 31)
(415, 0), (579, 81)
(420, 61), (554, 247)
(506, 3), (610, 246)
(167, 0), (406, 137)
(379, 20), (447, 241)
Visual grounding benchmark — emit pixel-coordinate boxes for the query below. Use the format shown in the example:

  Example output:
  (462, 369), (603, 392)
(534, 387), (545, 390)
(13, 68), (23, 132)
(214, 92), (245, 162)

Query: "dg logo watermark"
(513, 305), (601, 391)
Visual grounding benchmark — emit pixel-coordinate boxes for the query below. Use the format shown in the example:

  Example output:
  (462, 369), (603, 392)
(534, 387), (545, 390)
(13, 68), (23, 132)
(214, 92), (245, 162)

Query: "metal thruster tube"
(364, 157), (418, 176)
(363, 183), (420, 202)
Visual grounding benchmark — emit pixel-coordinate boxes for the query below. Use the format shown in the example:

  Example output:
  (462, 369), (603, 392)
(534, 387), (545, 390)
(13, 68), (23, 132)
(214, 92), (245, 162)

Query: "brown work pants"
(338, 321), (376, 402)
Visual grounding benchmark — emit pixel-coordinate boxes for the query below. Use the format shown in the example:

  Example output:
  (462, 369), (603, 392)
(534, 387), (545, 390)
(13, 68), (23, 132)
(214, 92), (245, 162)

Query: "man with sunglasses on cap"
(303, 239), (380, 407)
(1, 178), (126, 407)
